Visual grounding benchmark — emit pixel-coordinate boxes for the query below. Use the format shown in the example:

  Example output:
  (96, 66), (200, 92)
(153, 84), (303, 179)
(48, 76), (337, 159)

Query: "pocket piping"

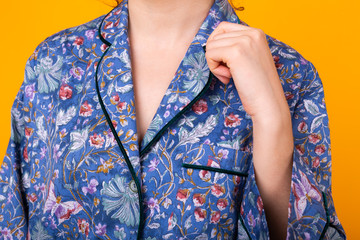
(182, 163), (248, 177)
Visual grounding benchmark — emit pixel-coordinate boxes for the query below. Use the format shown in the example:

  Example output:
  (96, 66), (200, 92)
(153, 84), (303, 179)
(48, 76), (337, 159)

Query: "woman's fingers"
(205, 46), (233, 84)
(211, 30), (253, 41)
(209, 21), (251, 41)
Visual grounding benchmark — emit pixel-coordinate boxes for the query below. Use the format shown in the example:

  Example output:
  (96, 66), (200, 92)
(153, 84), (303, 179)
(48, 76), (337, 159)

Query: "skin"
(128, 0), (293, 239)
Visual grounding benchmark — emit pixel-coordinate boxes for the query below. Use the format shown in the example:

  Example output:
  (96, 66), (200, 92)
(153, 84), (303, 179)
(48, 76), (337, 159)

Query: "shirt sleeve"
(236, 61), (346, 240)
(0, 54), (37, 239)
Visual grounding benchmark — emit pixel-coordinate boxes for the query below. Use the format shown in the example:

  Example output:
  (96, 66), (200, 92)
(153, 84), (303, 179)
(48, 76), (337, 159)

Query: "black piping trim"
(182, 163), (248, 177)
(140, 45), (212, 157)
(319, 191), (330, 240)
(98, 6), (115, 47)
(96, 27), (144, 239)
(239, 214), (252, 239)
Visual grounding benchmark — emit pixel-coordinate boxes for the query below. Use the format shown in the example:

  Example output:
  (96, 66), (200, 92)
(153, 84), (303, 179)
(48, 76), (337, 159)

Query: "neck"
(128, 0), (215, 47)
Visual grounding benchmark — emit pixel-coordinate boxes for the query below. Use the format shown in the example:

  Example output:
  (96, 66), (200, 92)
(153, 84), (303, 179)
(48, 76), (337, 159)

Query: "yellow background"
(0, 0), (358, 238)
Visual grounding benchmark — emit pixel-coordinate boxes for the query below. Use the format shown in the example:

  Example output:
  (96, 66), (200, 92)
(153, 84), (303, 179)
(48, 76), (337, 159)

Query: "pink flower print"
(314, 144), (326, 155)
(292, 170), (322, 220)
(194, 208), (207, 222)
(207, 158), (220, 168)
(211, 184), (225, 198)
(77, 219), (90, 237)
(210, 211), (221, 224)
(297, 121), (308, 133)
(308, 133), (322, 144)
(110, 94), (120, 105)
(216, 198), (228, 211)
(199, 170), (211, 182)
(116, 101), (127, 112)
(79, 101), (93, 117)
(82, 179), (99, 196)
(312, 156), (320, 168)
(89, 133), (105, 149)
(193, 193), (206, 207)
(176, 189), (190, 203)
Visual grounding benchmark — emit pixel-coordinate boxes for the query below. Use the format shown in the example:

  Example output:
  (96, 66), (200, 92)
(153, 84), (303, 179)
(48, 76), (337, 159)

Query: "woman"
(0, 0), (345, 239)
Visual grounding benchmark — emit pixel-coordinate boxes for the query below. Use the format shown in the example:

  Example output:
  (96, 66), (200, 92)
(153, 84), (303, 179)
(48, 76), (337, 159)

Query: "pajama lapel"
(139, 0), (248, 155)
(97, 0), (141, 174)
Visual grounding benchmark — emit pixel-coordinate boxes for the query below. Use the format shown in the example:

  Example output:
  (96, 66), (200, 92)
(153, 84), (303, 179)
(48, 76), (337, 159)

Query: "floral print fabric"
(0, 0), (345, 239)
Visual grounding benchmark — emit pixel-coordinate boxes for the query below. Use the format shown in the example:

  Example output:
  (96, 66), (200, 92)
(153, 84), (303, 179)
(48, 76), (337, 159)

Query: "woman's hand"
(205, 22), (288, 120)
(205, 21), (294, 239)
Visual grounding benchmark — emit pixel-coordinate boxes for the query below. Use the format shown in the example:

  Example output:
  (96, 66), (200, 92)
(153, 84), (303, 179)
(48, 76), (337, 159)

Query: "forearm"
(252, 109), (294, 239)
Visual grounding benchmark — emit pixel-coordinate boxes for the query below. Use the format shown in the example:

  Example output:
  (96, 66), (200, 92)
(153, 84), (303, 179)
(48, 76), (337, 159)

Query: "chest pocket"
(174, 144), (252, 237)
(182, 143), (251, 178)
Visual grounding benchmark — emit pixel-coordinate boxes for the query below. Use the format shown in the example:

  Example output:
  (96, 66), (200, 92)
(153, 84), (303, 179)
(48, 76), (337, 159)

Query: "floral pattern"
(0, 0), (345, 239)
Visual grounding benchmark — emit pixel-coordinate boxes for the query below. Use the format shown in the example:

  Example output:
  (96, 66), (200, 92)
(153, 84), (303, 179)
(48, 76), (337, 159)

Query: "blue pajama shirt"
(0, 0), (345, 239)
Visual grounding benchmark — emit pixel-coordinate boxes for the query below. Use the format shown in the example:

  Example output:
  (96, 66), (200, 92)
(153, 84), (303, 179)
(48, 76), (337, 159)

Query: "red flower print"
(224, 113), (241, 128)
(114, 19), (120, 27)
(233, 176), (241, 185)
(89, 133), (105, 149)
(193, 193), (206, 207)
(192, 99), (208, 115)
(194, 208), (207, 222)
(211, 184), (225, 197)
(315, 144), (326, 156)
(79, 101), (93, 117)
(199, 170), (211, 182)
(273, 55), (284, 69)
(308, 133), (322, 144)
(101, 44), (108, 52)
(28, 193), (38, 203)
(59, 84), (73, 100)
(111, 120), (118, 129)
(210, 211), (221, 224)
(176, 189), (190, 203)
(216, 198), (228, 211)
(312, 156), (320, 168)
(297, 121), (308, 133)
(25, 127), (33, 138)
(74, 36), (84, 46)
(104, 21), (113, 30)
(285, 91), (294, 100)
(295, 144), (305, 156)
(117, 101), (127, 112)
(77, 219), (90, 237)
(110, 94), (120, 105)
(257, 196), (264, 213)
(23, 146), (29, 163)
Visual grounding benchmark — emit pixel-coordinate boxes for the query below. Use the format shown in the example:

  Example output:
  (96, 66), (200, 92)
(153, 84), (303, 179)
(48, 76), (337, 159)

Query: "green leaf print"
(35, 56), (63, 93)
(101, 175), (140, 227)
